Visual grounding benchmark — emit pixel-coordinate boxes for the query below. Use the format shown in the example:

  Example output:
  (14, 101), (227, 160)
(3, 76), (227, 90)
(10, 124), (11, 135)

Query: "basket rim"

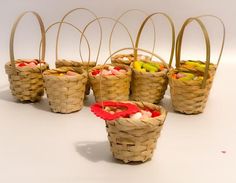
(42, 67), (87, 78)
(5, 59), (49, 72)
(88, 64), (132, 78)
(167, 69), (213, 86)
(106, 101), (167, 126)
(130, 60), (168, 76)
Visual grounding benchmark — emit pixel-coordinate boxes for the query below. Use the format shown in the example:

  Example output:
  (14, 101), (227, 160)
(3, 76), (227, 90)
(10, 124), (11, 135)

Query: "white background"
(0, 0), (235, 183)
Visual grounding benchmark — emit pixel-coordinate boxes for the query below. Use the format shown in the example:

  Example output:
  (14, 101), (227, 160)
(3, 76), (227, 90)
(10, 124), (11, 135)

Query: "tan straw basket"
(5, 11), (49, 102)
(54, 8), (102, 95)
(130, 13), (175, 104)
(43, 67), (87, 113)
(85, 15), (148, 102)
(89, 64), (131, 102)
(106, 101), (167, 163)
(130, 60), (169, 104)
(168, 16), (225, 114)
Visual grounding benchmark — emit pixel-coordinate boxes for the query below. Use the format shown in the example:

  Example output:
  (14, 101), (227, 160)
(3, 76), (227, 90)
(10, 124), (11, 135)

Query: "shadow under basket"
(56, 59), (96, 95)
(5, 60), (49, 102)
(105, 101), (167, 163)
(168, 69), (214, 114)
(43, 67), (88, 113)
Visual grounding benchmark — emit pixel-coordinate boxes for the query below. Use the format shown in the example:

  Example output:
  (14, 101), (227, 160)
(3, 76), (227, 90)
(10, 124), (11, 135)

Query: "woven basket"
(130, 12), (175, 103)
(168, 69), (213, 114)
(89, 64), (131, 102)
(169, 16), (224, 114)
(43, 67), (87, 113)
(5, 11), (49, 102)
(54, 8), (102, 96)
(130, 60), (169, 103)
(106, 101), (167, 163)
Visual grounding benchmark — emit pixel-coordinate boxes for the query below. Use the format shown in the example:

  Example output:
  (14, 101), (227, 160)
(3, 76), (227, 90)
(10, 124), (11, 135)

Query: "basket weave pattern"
(130, 61), (168, 104)
(168, 70), (213, 114)
(43, 67), (87, 113)
(5, 60), (49, 102)
(56, 59), (96, 95)
(89, 64), (131, 102)
(106, 102), (166, 163)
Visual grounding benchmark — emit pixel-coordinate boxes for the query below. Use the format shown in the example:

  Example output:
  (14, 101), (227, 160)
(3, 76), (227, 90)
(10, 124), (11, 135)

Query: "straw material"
(89, 64), (131, 102)
(169, 16), (225, 114)
(6, 11), (48, 102)
(111, 53), (151, 66)
(168, 69), (213, 114)
(105, 101), (167, 163)
(129, 12), (174, 104)
(5, 60), (49, 102)
(130, 60), (168, 104)
(56, 59), (96, 95)
(43, 67), (87, 113)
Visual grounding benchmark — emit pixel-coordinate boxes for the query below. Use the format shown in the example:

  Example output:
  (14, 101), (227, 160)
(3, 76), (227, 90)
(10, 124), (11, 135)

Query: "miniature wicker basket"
(130, 59), (169, 103)
(130, 13), (175, 104)
(168, 16), (225, 114)
(5, 11), (49, 102)
(105, 101), (167, 163)
(89, 64), (131, 102)
(43, 67), (87, 113)
(54, 8), (102, 95)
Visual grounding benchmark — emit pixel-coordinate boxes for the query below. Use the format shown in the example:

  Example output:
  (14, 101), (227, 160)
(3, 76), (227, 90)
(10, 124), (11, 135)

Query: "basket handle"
(80, 16), (135, 65)
(134, 12), (175, 67)
(10, 11), (46, 72)
(108, 9), (157, 59)
(55, 8), (102, 66)
(196, 15), (225, 67)
(176, 17), (210, 89)
(98, 47), (166, 105)
(39, 21), (91, 63)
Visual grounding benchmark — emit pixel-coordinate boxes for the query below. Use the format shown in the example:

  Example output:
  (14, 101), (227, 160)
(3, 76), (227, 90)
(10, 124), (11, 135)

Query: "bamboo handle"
(197, 15), (225, 67)
(134, 12), (175, 67)
(176, 17), (210, 89)
(81, 16), (135, 65)
(55, 8), (102, 64)
(39, 21), (91, 63)
(10, 11), (46, 72)
(108, 9), (157, 59)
